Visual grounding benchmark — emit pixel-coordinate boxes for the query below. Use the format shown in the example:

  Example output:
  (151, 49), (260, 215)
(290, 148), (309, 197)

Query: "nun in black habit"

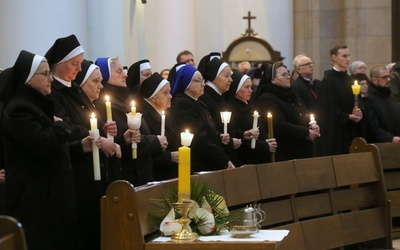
(126, 59), (152, 98)
(138, 73), (179, 180)
(197, 53), (241, 166)
(170, 64), (235, 172)
(225, 71), (277, 165)
(1, 50), (83, 249)
(70, 59), (122, 250)
(254, 61), (320, 162)
(94, 57), (162, 186)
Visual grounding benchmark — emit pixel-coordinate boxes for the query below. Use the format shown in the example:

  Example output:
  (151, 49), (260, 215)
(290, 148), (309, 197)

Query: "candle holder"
(127, 112), (142, 159)
(171, 201), (198, 241)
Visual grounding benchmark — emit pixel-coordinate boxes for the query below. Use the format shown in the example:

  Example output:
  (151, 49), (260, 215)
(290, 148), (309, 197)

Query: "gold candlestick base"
(171, 201), (198, 242)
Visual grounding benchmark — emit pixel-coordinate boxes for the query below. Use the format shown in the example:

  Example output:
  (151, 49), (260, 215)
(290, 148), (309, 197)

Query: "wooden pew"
(352, 137), (400, 238)
(0, 215), (28, 250)
(101, 141), (392, 250)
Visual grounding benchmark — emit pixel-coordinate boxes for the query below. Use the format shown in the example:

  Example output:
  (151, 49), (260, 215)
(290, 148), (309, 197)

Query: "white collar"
(53, 75), (71, 87)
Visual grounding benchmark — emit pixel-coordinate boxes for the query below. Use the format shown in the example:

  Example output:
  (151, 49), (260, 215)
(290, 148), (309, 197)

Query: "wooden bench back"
(101, 141), (392, 250)
(0, 216), (27, 250)
(352, 137), (400, 237)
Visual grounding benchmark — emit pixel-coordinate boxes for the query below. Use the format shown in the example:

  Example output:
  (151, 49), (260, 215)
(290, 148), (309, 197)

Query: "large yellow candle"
(131, 100), (136, 115)
(352, 80), (361, 95)
(178, 146), (190, 202)
(178, 129), (194, 202)
(105, 95), (112, 121)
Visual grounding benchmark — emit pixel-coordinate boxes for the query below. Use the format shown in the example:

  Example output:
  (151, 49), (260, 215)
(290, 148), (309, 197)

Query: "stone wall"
(293, 0), (391, 79)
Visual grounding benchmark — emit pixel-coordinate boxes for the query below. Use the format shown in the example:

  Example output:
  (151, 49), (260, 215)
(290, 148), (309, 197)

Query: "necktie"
(308, 80), (317, 99)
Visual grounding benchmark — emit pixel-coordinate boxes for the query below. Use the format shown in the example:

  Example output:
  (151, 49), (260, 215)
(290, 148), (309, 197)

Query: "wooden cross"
(242, 11), (258, 36)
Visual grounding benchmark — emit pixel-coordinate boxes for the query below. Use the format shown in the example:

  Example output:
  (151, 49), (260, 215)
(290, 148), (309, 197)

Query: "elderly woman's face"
(30, 61), (53, 96)
(54, 53), (84, 81)
(150, 83), (172, 111)
(354, 64), (367, 75)
(235, 78), (253, 102)
(140, 69), (152, 84)
(359, 79), (369, 95)
(212, 66), (232, 94)
(272, 66), (291, 89)
(109, 60), (127, 87)
(186, 72), (205, 100)
(81, 68), (103, 102)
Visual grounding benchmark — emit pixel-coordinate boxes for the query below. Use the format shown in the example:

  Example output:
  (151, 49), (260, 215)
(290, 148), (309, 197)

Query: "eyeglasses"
(376, 75), (390, 79)
(34, 71), (52, 78)
(299, 62), (315, 67)
(275, 73), (291, 78)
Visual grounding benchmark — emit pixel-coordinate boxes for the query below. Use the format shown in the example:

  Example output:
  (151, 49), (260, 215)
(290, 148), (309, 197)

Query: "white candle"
(161, 110), (165, 137)
(105, 96), (114, 141)
(90, 113), (101, 180)
(220, 111), (231, 134)
(251, 111), (260, 149)
(127, 112), (142, 159)
(309, 114), (317, 129)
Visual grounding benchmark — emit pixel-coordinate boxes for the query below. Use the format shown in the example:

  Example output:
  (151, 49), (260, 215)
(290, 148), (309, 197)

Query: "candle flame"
(105, 95), (110, 102)
(185, 129), (189, 133)
(254, 111), (259, 116)
(162, 110), (165, 115)
(131, 100), (135, 107)
(267, 112), (272, 117)
(354, 80), (358, 85)
(91, 112), (96, 119)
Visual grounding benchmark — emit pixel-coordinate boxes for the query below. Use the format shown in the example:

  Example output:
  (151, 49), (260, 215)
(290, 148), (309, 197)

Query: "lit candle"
(351, 80), (360, 108)
(251, 111), (260, 149)
(131, 100), (136, 115)
(267, 112), (274, 139)
(105, 95), (114, 141)
(127, 112), (142, 159)
(178, 129), (194, 202)
(309, 114), (317, 129)
(267, 112), (275, 162)
(105, 95), (112, 121)
(351, 80), (361, 95)
(220, 111), (232, 134)
(90, 113), (101, 180)
(161, 110), (165, 137)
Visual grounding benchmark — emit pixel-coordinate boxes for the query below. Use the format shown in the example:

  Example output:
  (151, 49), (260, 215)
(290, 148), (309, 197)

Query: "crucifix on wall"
(242, 11), (258, 36)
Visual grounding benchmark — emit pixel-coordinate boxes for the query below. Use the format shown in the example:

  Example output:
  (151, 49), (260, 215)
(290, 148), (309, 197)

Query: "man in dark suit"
(291, 54), (321, 114)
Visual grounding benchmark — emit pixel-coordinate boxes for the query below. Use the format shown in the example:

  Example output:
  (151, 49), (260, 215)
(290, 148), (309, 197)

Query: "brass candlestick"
(171, 201), (198, 241)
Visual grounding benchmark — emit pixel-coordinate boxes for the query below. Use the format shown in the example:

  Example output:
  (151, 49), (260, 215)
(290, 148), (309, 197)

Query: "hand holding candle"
(220, 111), (231, 134)
(178, 129), (194, 202)
(251, 111), (260, 149)
(105, 95), (114, 141)
(90, 113), (101, 180)
(309, 114), (317, 129)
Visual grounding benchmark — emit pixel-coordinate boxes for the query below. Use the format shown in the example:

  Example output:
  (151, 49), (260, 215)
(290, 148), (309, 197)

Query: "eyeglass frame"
(298, 62), (315, 67)
(34, 71), (52, 78)
(375, 75), (390, 80)
(275, 72), (291, 78)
